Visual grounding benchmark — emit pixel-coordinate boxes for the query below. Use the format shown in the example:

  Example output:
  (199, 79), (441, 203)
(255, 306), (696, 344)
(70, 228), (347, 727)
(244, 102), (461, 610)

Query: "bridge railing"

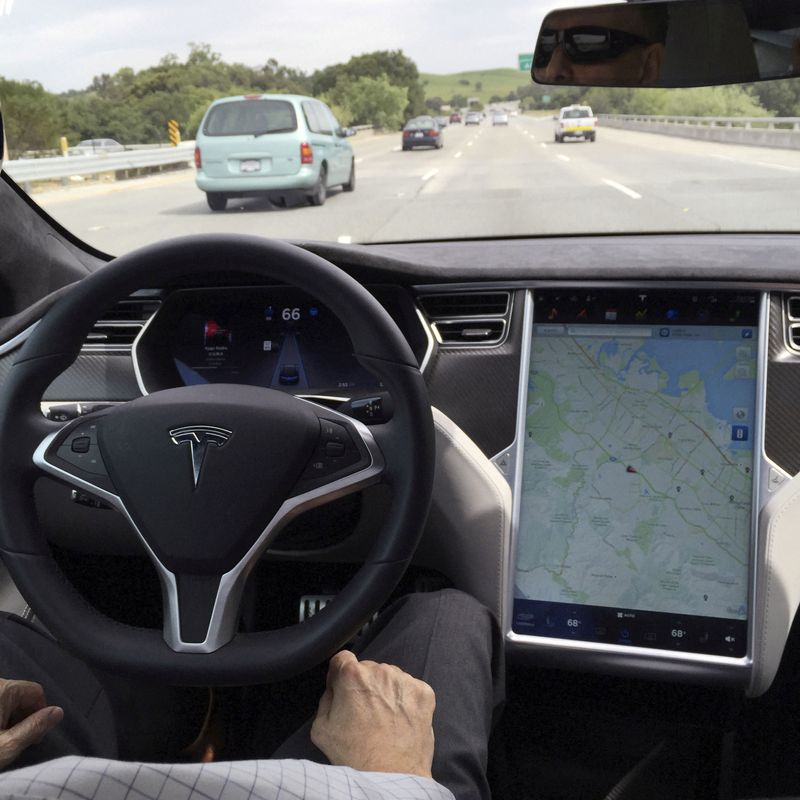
(597, 115), (800, 149)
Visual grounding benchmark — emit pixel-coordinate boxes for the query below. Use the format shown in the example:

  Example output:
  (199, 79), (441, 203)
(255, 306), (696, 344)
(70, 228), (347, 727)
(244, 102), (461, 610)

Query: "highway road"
(30, 116), (800, 255)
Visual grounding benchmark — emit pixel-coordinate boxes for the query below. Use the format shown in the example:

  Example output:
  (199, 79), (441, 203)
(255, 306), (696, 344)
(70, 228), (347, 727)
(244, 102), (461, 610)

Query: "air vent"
(83, 294), (162, 352)
(419, 292), (509, 318)
(788, 295), (800, 321)
(435, 319), (506, 344)
(789, 323), (800, 351)
(418, 290), (512, 349)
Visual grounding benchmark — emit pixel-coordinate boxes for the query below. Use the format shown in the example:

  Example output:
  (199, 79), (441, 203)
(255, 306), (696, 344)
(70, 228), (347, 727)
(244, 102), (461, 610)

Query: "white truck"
(554, 105), (597, 142)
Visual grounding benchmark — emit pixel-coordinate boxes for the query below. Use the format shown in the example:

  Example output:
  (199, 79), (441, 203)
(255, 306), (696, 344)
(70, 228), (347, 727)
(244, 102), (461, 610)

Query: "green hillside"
(420, 68), (529, 105)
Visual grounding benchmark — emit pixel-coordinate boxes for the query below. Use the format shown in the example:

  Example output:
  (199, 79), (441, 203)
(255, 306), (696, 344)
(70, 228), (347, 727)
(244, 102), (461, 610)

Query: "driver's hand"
(0, 679), (63, 770)
(310, 651), (435, 778)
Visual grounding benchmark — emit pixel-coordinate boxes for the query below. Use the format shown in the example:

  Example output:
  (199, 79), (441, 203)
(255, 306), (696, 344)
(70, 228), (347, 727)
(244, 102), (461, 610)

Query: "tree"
(311, 50), (425, 119)
(323, 74), (408, 130)
(489, 95), (503, 104)
(748, 79), (800, 116)
(425, 96), (444, 112)
(475, 81), (482, 91)
(49, 43), (312, 145)
(458, 78), (470, 86)
(0, 78), (64, 156)
(450, 94), (468, 109)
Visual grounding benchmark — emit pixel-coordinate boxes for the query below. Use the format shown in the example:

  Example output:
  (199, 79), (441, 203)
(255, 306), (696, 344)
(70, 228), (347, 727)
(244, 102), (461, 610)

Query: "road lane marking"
(557, 154), (570, 162)
(602, 178), (642, 199)
(337, 235), (352, 244)
(754, 160), (800, 172)
(540, 143), (547, 149)
(467, 141), (474, 147)
(454, 151), (463, 159)
(422, 168), (439, 182)
(88, 225), (104, 231)
(712, 153), (800, 172)
(392, 146), (401, 152)
(355, 158), (363, 164)
(529, 133), (536, 140)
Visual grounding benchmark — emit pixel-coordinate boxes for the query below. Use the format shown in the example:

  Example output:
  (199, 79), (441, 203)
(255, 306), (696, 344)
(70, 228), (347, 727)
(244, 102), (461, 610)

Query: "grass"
(420, 68), (530, 105)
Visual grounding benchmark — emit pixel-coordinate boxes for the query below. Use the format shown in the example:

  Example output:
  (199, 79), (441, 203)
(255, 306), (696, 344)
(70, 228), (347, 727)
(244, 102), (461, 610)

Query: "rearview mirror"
(532, 0), (800, 88)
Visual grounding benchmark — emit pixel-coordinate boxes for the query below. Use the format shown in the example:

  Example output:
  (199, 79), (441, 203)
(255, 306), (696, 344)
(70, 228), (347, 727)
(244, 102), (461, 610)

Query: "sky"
(0, 0), (562, 93)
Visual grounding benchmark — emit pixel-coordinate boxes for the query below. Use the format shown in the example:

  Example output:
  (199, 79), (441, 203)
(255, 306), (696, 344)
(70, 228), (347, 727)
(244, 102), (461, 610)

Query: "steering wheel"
(0, 235), (435, 685)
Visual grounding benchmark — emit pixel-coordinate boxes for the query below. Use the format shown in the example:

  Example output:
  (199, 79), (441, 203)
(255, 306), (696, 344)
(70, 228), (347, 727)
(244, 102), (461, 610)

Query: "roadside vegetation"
(0, 44), (425, 158)
(1, 42), (798, 158)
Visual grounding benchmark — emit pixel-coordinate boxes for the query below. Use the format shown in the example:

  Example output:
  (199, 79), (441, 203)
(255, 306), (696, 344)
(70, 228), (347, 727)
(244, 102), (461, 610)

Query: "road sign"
(168, 119), (181, 147)
(518, 53), (534, 71)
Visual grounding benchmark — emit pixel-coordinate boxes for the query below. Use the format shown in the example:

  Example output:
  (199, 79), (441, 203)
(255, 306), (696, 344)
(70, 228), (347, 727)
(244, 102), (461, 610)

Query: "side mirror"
(342, 127), (356, 137)
(531, 0), (800, 88)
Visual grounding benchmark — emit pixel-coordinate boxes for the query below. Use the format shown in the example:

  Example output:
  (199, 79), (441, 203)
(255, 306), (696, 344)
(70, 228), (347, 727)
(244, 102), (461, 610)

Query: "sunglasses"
(534, 26), (653, 68)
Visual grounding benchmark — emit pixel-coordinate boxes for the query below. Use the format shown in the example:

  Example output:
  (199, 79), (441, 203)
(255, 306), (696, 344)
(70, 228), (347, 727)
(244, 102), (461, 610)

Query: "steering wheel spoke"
(33, 410), (118, 498)
(289, 402), (385, 502)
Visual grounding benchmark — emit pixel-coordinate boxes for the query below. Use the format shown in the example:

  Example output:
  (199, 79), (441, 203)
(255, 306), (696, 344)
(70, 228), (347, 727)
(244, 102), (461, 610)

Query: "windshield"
(1, 0), (800, 254)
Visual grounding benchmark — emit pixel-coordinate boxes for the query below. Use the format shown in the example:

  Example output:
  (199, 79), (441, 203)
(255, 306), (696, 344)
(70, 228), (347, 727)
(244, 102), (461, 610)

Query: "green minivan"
(194, 94), (355, 211)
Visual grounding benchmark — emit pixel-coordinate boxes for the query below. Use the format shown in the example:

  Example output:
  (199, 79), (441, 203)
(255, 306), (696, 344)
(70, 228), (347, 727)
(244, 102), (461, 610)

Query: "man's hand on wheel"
(0, 679), (63, 769)
(311, 651), (436, 778)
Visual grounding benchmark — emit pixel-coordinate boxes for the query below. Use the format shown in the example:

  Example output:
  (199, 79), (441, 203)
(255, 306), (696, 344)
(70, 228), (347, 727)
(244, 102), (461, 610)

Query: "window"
(203, 99), (297, 136)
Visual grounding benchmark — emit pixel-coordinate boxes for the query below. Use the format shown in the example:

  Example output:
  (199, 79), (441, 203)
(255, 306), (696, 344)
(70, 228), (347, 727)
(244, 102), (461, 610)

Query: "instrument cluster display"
(159, 288), (382, 393)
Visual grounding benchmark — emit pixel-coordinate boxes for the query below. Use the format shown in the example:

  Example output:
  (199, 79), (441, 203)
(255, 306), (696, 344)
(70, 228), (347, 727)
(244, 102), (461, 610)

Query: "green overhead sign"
(518, 53), (534, 71)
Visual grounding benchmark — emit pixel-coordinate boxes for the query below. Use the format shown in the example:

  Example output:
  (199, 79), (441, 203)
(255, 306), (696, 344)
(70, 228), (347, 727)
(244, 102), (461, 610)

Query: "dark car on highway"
(449, 111), (462, 123)
(401, 116), (444, 150)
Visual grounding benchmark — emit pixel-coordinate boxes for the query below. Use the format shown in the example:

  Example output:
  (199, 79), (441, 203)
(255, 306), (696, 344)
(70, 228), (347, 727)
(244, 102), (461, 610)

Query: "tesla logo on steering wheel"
(169, 425), (232, 488)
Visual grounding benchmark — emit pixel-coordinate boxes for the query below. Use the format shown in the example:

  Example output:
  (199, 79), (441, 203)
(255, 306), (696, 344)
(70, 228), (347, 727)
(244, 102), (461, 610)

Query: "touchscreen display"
(512, 290), (759, 657)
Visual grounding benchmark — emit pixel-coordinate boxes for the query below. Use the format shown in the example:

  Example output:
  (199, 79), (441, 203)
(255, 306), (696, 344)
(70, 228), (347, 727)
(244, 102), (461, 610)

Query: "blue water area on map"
(591, 335), (756, 444)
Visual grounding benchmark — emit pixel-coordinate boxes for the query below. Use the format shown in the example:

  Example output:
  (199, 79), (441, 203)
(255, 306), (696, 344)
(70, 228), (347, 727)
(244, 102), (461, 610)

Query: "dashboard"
(5, 232), (800, 697)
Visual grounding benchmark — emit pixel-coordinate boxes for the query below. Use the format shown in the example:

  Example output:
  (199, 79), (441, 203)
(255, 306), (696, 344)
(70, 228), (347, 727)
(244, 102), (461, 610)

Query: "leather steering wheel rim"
(0, 234), (435, 685)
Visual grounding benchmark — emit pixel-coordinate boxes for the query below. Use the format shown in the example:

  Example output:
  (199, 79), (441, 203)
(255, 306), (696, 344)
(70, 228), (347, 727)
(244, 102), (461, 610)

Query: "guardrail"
(598, 114), (800, 150)
(4, 143), (196, 189)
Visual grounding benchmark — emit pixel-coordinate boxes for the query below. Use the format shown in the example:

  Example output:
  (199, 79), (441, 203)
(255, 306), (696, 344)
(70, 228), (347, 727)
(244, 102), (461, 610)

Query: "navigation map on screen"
(512, 290), (759, 656)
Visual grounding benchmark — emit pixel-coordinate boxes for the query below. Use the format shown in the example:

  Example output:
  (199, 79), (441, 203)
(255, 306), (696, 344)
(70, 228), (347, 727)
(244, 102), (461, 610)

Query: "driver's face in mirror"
(533, 4), (668, 87)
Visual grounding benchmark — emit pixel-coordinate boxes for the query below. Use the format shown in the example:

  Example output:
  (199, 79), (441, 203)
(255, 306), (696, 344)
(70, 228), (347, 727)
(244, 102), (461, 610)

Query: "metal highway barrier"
(3, 143), (196, 190)
(598, 114), (800, 150)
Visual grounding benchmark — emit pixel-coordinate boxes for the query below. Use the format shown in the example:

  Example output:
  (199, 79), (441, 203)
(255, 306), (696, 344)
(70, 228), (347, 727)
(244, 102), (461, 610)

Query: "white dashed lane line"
(602, 178), (642, 199)
(392, 146), (401, 152)
(454, 152), (463, 159)
(337, 235), (352, 244)
(422, 169), (439, 182)
(354, 158), (363, 164)
(712, 153), (800, 172)
(556, 154), (570, 162)
(540, 143), (547, 149)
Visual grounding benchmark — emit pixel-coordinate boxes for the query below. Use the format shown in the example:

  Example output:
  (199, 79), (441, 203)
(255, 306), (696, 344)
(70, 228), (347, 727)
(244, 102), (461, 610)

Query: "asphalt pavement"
(30, 116), (800, 255)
